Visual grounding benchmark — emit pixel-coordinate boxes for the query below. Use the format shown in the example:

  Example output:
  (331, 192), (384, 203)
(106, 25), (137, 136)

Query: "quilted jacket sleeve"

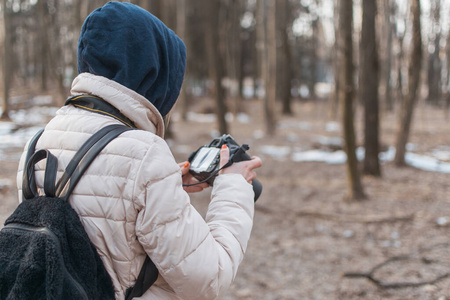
(134, 138), (255, 300)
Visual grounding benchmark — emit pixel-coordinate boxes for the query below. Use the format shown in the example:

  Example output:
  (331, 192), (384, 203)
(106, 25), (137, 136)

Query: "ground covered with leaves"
(1, 98), (450, 299)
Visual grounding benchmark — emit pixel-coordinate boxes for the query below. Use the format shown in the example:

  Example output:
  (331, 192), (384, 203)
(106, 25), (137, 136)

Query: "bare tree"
(361, 0), (381, 176)
(175, 0), (189, 121)
(330, 0), (340, 119)
(446, 32), (450, 116)
(379, 0), (394, 111)
(206, 0), (228, 134)
(258, 0), (277, 135)
(426, 0), (442, 106)
(338, 0), (365, 200)
(223, 0), (244, 114)
(1, 0), (11, 120)
(394, 0), (423, 166)
(308, 13), (319, 100)
(266, 0), (277, 134)
(276, 0), (293, 115)
(37, 0), (51, 91)
(394, 2), (407, 108)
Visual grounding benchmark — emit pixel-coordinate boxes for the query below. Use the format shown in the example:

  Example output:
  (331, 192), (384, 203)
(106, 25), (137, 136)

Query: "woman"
(17, 2), (262, 299)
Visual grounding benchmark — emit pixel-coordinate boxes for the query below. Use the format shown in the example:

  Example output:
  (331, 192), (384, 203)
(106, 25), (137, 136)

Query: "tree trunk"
(206, 1), (228, 134)
(330, 0), (340, 120)
(264, 0), (277, 135)
(426, 0), (441, 106)
(278, 0), (293, 115)
(395, 29), (405, 107)
(1, 0), (11, 120)
(308, 18), (318, 100)
(38, 0), (50, 91)
(339, 0), (365, 200)
(225, 0), (243, 114)
(361, 0), (381, 177)
(379, 0), (394, 112)
(256, 0), (264, 99)
(176, 0), (189, 121)
(446, 32), (450, 118)
(394, 0), (423, 166)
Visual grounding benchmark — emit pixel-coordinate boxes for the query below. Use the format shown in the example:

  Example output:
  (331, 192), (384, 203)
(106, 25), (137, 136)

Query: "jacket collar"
(70, 73), (165, 138)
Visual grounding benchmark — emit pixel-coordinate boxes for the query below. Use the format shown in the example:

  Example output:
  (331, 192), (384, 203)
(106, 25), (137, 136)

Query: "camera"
(188, 134), (262, 202)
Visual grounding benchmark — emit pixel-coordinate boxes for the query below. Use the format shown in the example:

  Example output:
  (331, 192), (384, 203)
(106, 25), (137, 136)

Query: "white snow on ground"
(185, 112), (251, 124)
(260, 144), (450, 174)
(278, 120), (313, 131)
(0, 103), (54, 159)
(0, 122), (17, 136)
(260, 145), (291, 161)
(405, 152), (450, 173)
(325, 122), (340, 132)
(314, 135), (343, 148)
(431, 146), (450, 161)
(0, 126), (42, 149)
(9, 107), (58, 126)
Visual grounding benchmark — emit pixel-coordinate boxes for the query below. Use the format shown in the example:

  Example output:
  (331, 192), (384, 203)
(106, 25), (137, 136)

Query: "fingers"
(180, 161), (190, 176)
(247, 171), (257, 183)
(183, 183), (209, 193)
(180, 161), (210, 193)
(219, 145), (230, 169)
(247, 156), (262, 170)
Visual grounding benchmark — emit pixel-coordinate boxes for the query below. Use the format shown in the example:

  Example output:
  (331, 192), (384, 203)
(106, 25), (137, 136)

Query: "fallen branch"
(294, 211), (415, 224)
(343, 243), (450, 289)
(343, 270), (450, 289)
(255, 205), (415, 224)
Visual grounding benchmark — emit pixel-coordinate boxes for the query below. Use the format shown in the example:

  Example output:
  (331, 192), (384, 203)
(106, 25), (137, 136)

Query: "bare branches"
(295, 210), (414, 224)
(255, 205), (415, 224)
(343, 243), (450, 289)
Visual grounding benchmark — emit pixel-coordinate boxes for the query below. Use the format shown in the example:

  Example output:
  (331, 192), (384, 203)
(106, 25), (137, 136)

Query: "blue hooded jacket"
(77, 1), (186, 117)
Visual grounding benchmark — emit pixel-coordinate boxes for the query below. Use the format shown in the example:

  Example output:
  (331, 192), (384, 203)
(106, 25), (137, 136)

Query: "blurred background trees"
(1, 0), (449, 200)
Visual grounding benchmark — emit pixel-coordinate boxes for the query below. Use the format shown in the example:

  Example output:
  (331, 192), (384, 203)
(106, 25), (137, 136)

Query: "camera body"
(188, 134), (262, 201)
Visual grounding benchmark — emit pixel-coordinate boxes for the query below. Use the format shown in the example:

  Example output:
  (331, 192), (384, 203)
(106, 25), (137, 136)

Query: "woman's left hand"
(179, 161), (210, 193)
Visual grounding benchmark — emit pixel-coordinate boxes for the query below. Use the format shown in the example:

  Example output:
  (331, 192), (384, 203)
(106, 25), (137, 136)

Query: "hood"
(77, 1), (186, 117)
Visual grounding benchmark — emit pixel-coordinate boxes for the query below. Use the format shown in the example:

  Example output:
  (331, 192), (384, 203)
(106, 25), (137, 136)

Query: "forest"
(1, 0), (450, 299)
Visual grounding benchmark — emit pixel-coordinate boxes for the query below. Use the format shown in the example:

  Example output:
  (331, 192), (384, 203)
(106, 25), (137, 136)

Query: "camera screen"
(190, 147), (220, 172)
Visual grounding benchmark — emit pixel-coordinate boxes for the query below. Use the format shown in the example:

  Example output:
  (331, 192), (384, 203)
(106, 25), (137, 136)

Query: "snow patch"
(260, 145), (291, 160)
(325, 122), (340, 132)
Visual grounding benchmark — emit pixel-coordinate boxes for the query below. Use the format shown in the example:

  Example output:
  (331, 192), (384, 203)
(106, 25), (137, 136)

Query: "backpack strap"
(125, 256), (159, 300)
(23, 125), (134, 200)
(25, 129), (45, 164)
(55, 124), (134, 201)
(22, 149), (58, 199)
(23, 129), (45, 198)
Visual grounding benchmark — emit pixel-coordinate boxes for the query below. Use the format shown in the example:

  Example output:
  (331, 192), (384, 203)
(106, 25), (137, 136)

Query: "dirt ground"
(1, 98), (450, 299)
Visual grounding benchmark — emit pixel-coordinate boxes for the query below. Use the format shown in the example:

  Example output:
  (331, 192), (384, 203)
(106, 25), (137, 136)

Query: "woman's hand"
(219, 145), (262, 183)
(179, 161), (210, 193)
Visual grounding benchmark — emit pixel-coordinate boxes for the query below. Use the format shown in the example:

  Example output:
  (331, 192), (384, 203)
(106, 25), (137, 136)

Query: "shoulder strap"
(22, 129), (45, 198)
(22, 149), (58, 199)
(25, 129), (45, 164)
(23, 125), (134, 201)
(125, 256), (159, 300)
(55, 124), (134, 201)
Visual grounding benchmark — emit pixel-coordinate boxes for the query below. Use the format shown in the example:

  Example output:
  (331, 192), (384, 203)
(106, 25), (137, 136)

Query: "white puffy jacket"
(17, 73), (255, 299)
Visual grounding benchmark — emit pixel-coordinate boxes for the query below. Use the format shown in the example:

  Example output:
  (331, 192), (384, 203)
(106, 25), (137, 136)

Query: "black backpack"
(0, 124), (156, 300)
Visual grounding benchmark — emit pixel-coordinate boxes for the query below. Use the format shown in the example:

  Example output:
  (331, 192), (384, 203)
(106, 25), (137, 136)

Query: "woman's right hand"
(219, 145), (262, 183)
